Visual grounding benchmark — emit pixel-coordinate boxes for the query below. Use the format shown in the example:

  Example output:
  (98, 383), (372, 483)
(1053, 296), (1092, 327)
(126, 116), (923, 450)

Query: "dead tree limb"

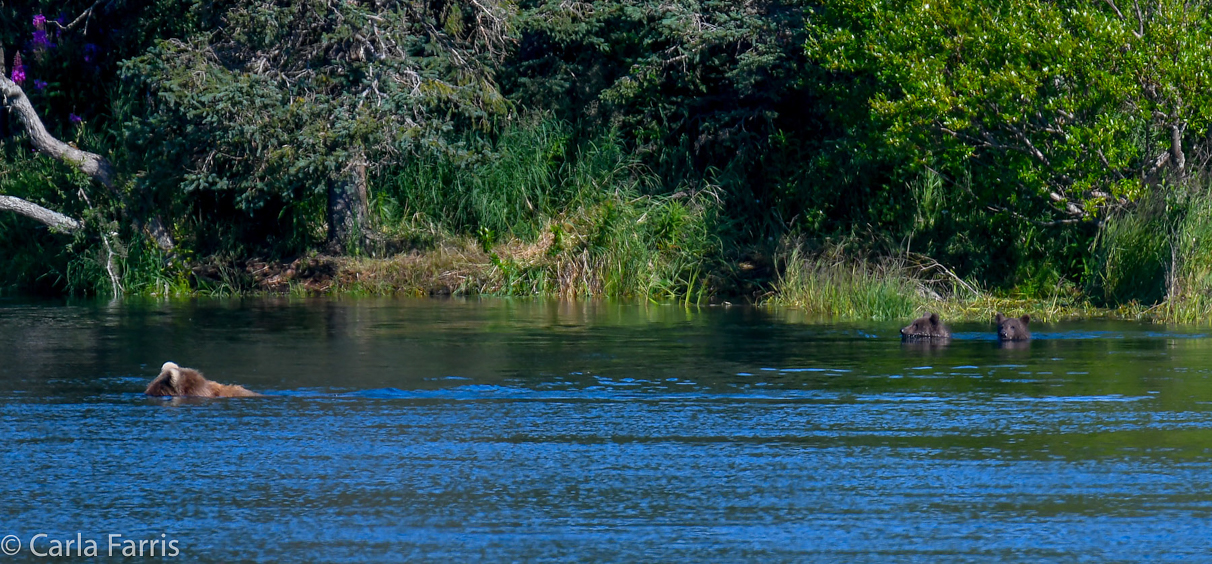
(46, 0), (107, 33)
(0, 74), (175, 251)
(0, 75), (115, 187)
(0, 195), (81, 232)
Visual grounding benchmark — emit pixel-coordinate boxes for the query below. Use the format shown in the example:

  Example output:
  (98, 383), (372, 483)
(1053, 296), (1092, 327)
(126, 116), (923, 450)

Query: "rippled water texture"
(2, 298), (1212, 562)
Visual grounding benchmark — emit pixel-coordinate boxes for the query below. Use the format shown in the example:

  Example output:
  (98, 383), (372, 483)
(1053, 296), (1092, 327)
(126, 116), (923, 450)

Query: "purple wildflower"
(10, 52), (24, 84)
(31, 30), (53, 51)
(83, 43), (98, 63)
(33, 79), (47, 91)
(69, 113), (82, 125)
(33, 14), (46, 30)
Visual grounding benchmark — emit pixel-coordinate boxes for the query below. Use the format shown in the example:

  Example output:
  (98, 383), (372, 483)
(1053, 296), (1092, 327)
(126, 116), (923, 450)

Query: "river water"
(1, 297), (1210, 562)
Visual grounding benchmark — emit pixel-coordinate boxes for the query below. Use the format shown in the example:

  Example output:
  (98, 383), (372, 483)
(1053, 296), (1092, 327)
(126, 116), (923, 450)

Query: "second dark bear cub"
(901, 312), (951, 339)
(995, 313), (1031, 341)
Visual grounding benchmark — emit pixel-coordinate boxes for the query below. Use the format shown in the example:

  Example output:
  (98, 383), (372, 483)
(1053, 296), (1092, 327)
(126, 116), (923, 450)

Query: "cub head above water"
(145, 362), (260, 398)
(995, 313), (1032, 341)
(901, 312), (951, 340)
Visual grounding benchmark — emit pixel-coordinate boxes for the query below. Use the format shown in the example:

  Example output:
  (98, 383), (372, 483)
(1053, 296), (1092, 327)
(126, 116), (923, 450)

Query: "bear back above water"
(995, 313), (1031, 341)
(145, 362), (260, 398)
(901, 312), (951, 340)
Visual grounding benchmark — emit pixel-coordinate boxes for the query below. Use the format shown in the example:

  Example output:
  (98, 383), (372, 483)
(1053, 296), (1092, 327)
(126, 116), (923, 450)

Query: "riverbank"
(766, 247), (1174, 323)
(182, 232), (716, 302)
(101, 241), (1194, 325)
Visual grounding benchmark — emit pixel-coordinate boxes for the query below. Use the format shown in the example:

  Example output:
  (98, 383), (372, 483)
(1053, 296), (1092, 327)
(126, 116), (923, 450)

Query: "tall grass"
(380, 117), (572, 240)
(769, 246), (926, 320)
(370, 116), (720, 300)
(346, 187), (718, 301)
(1088, 198), (1170, 306)
(766, 239), (1110, 322)
(490, 189), (717, 300)
(1156, 187), (1212, 322)
(1086, 177), (1212, 323)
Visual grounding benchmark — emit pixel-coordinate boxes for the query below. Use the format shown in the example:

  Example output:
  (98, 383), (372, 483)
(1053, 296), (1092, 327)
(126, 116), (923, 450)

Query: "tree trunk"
(326, 162), (369, 254)
(1171, 123), (1186, 177)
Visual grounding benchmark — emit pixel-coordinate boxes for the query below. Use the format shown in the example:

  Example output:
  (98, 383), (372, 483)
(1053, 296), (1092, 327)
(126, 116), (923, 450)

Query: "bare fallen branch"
(0, 74), (175, 252)
(0, 75), (115, 188)
(46, 0), (107, 33)
(0, 195), (82, 232)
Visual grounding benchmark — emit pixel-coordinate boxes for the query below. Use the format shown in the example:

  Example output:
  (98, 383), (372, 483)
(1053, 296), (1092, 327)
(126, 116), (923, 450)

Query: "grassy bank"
(765, 244), (1157, 323)
(8, 200), (1209, 324)
(10, 191), (1206, 325)
(63, 237), (1160, 325)
(96, 186), (722, 302)
(7, 118), (1212, 325)
(2, 117), (720, 301)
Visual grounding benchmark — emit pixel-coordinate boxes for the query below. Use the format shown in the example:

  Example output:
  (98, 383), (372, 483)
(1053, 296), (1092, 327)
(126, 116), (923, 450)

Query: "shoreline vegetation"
(5, 2), (1212, 324)
(46, 234), (1191, 325)
(9, 112), (1212, 323)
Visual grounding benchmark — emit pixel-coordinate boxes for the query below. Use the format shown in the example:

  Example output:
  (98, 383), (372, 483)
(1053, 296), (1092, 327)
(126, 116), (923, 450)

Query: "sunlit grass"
(767, 247), (923, 320)
(1090, 184), (1212, 324)
(765, 244), (1150, 323)
(366, 116), (720, 301)
(338, 189), (718, 301)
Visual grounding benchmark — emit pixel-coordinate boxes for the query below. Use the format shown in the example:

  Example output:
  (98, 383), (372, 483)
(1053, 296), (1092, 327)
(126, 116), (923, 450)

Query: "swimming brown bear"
(901, 312), (951, 340)
(145, 362), (260, 398)
(995, 313), (1031, 341)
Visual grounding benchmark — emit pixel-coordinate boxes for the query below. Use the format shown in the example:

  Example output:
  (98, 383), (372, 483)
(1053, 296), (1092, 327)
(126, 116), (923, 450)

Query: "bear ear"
(929, 312), (940, 325)
(161, 363), (183, 387)
(995, 313), (1005, 324)
(1020, 314), (1031, 325)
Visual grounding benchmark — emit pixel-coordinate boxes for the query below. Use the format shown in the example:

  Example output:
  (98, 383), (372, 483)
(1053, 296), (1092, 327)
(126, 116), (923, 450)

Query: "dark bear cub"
(901, 312), (951, 340)
(145, 362), (260, 398)
(995, 313), (1031, 341)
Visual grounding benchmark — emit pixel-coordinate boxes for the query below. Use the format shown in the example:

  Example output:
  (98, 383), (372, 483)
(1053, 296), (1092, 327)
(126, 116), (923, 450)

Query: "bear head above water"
(145, 362), (260, 398)
(995, 313), (1031, 341)
(901, 312), (951, 339)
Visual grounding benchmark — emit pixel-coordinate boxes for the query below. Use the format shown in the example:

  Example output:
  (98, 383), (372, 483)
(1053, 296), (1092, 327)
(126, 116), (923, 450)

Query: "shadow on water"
(3, 297), (1212, 561)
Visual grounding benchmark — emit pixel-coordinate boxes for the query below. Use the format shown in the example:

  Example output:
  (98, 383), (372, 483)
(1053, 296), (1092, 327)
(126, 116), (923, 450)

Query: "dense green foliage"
(5, 0), (1212, 315)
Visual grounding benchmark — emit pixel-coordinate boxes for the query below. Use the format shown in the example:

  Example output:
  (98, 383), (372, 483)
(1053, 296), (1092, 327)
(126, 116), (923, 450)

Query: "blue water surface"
(1, 298), (1211, 562)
